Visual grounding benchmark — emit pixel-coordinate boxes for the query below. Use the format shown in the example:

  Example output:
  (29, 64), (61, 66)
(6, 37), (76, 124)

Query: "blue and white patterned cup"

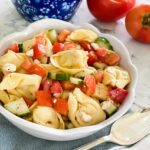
(11, 0), (82, 22)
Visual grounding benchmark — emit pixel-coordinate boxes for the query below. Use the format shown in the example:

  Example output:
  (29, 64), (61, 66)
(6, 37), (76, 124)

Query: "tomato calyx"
(142, 13), (150, 28)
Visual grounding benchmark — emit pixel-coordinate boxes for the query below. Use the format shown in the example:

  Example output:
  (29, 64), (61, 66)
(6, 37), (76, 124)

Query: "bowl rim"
(0, 19), (138, 139)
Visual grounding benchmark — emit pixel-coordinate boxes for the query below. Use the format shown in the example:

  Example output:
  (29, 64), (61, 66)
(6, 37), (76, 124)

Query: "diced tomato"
(21, 58), (32, 70)
(42, 79), (52, 92)
(84, 75), (96, 96)
(33, 44), (46, 59)
(23, 97), (33, 107)
(36, 91), (53, 107)
(27, 64), (48, 78)
(35, 36), (46, 45)
(94, 71), (103, 83)
(8, 42), (19, 53)
(79, 40), (93, 51)
(64, 42), (77, 50)
(109, 88), (128, 104)
(57, 29), (70, 42)
(50, 81), (63, 97)
(104, 52), (120, 66)
(52, 42), (64, 54)
(96, 48), (108, 62)
(88, 51), (98, 66)
(54, 98), (68, 116)
(61, 81), (76, 91)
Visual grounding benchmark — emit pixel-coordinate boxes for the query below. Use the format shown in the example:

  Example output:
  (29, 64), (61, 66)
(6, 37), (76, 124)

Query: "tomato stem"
(142, 13), (150, 28)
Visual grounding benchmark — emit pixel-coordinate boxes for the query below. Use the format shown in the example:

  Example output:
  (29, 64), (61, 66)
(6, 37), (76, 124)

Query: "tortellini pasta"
(66, 29), (98, 42)
(50, 50), (88, 74)
(0, 50), (26, 70)
(74, 67), (97, 78)
(0, 90), (11, 104)
(103, 66), (130, 88)
(68, 88), (106, 127)
(42, 63), (62, 79)
(33, 106), (64, 129)
(0, 90), (19, 104)
(0, 73), (42, 100)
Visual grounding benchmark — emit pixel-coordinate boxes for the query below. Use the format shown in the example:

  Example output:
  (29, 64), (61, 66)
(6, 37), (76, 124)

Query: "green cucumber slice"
(95, 37), (113, 50)
(70, 77), (83, 85)
(4, 98), (30, 116)
(93, 62), (107, 70)
(56, 73), (70, 81)
(47, 72), (51, 79)
(101, 101), (118, 116)
(18, 43), (23, 53)
(48, 29), (58, 44)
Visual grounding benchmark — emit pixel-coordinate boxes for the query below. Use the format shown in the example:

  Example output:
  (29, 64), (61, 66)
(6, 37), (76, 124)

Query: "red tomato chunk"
(35, 36), (46, 45)
(52, 42), (64, 54)
(84, 75), (96, 96)
(79, 40), (93, 51)
(57, 29), (70, 42)
(27, 64), (48, 78)
(50, 81), (63, 97)
(33, 44), (46, 59)
(54, 98), (68, 116)
(42, 79), (52, 92)
(8, 42), (19, 53)
(88, 51), (98, 66)
(109, 88), (128, 104)
(36, 91), (53, 107)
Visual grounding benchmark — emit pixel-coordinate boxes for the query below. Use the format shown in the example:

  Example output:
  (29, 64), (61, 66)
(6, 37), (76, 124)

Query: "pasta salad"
(0, 28), (130, 129)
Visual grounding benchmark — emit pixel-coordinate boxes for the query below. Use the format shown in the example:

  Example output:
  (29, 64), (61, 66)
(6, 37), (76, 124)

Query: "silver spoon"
(75, 111), (150, 150)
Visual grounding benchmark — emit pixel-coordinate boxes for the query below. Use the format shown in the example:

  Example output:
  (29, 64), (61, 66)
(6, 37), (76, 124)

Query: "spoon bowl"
(75, 111), (150, 150)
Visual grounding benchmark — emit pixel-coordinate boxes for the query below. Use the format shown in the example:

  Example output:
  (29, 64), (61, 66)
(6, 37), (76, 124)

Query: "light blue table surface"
(0, 115), (116, 150)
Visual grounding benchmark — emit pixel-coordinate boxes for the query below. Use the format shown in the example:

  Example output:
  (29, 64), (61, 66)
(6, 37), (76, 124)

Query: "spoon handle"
(74, 135), (110, 150)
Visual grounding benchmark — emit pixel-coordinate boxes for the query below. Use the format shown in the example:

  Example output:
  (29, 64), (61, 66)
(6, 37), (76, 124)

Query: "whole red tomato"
(87, 0), (135, 22)
(125, 4), (150, 43)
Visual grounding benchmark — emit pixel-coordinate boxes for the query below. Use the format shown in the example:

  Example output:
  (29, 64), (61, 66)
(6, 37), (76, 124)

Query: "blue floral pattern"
(11, 0), (82, 22)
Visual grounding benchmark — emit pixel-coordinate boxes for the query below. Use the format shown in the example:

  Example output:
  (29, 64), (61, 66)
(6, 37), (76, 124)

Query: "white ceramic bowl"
(0, 19), (137, 141)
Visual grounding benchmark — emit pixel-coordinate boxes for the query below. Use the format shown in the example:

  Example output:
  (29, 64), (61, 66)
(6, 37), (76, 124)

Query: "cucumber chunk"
(18, 43), (23, 53)
(93, 62), (107, 70)
(4, 98), (30, 116)
(56, 73), (70, 81)
(47, 72), (51, 79)
(48, 29), (58, 44)
(95, 37), (113, 50)
(101, 100), (118, 116)
(70, 77), (83, 85)
(61, 91), (70, 99)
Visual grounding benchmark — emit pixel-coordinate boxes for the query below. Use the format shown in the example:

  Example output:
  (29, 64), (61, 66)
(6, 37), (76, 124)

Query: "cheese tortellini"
(0, 50), (26, 70)
(67, 29), (98, 42)
(74, 67), (97, 78)
(51, 50), (88, 74)
(0, 90), (18, 104)
(0, 73), (41, 100)
(68, 88), (106, 127)
(103, 66), (130, 88)
(33, 106), (64, 129)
